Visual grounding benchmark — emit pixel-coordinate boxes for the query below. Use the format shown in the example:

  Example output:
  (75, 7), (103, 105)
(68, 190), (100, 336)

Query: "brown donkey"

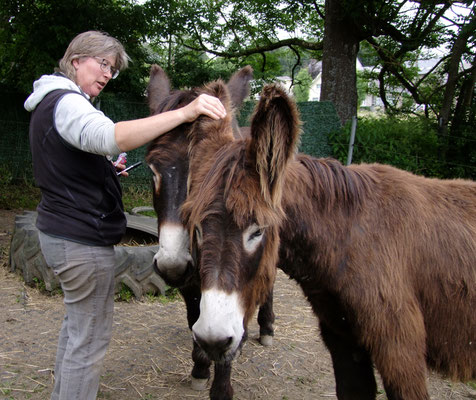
(182, 83), (476, 400)
(145, 65), (275, 400)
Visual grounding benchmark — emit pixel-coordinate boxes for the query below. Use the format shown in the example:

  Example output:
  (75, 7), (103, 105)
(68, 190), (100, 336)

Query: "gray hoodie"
(24, 74), (120, 156)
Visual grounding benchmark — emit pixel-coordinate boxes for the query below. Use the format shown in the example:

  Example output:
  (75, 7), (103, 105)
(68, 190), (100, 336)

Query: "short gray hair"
(58, 31), (130, 81)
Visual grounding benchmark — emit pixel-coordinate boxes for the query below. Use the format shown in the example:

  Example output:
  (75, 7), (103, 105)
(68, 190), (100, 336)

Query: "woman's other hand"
(114, 162), (129, 177)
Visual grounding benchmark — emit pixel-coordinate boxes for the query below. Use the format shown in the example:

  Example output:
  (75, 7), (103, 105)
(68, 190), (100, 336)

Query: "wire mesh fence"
(0, 94), (339, 188)
(2, 91), (473, 191)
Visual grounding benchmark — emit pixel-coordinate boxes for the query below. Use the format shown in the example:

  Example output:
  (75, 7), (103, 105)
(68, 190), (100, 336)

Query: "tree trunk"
(452, 53), (476, 132)
(320, 0), (360, 126)
(439, 13), (476, 138)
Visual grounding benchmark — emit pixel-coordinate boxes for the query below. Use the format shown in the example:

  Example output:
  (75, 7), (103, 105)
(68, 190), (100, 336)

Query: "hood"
(24, 74), (85, 112)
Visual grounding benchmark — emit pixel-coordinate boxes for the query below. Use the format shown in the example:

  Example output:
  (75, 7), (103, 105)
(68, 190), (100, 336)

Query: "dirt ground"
(0, 209), (475, 400)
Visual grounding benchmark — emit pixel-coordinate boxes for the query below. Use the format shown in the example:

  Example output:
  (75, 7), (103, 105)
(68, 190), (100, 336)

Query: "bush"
(329, 115), (442, 177)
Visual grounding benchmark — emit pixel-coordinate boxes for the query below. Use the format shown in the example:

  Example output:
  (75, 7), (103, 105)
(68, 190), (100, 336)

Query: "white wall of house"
(267, 57), (455, 112)
(308, 59), (366, 103)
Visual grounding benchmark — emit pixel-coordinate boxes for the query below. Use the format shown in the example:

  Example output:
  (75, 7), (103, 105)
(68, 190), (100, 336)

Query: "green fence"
(0, 92), (32, 184)
(237, 100), (338, 159)
(0, 93), (340, 188)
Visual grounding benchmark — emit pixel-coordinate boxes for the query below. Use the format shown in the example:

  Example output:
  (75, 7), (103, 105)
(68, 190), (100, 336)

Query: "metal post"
(346, 116), (357, 166)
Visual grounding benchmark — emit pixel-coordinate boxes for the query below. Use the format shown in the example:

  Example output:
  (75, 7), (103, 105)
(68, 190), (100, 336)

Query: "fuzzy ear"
(227, 65), (253, 139)
(248, 84), (301, 209)
(147, 64), (171, 114)
(226, 65), (253, 110)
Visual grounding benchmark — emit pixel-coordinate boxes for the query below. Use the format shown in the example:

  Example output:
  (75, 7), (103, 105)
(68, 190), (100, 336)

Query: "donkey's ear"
(147, 64), (171, 114)
(226, 65), (253, 109)
(248, 84), (301, 209)
(190, 80), (234, 147)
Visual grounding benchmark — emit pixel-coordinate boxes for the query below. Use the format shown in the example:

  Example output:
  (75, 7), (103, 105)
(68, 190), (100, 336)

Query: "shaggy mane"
(296, 156), (377, 215)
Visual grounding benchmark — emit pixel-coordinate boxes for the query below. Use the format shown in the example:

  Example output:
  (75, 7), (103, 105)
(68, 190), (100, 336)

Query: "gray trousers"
(39, 231), (116, 400)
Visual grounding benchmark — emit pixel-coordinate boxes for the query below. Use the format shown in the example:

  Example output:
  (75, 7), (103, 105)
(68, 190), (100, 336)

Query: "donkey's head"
(182, 84), (301, 361)
(145, 65), (253, 286)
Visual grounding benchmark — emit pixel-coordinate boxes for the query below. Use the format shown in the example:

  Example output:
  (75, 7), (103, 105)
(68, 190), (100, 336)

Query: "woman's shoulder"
(24, 74), (83, 112)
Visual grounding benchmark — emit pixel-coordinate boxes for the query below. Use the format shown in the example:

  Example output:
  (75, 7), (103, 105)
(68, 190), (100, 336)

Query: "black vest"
(29, 89), (126, 246)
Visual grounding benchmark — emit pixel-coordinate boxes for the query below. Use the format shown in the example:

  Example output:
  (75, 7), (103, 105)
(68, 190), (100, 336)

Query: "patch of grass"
(115, 285), (181, 303)
(115, 283), (135, 302)
(0, 182), (154, 213)
(28, 276), (62, 296)
(0, 182), (41, 210)
(97, 390), (113, 399)
(0, 246), (8, 268)
(32, 276), (46, 292)
(121, 186), (154, 214)
(158, 287), (181, 304)
(144, 292), (159, 303)
(0, 384), (12, 396)
(143, 287), (181, 304)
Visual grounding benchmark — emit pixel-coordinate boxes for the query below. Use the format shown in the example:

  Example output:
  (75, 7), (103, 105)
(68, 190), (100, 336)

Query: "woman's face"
(72, 56), (116, 98)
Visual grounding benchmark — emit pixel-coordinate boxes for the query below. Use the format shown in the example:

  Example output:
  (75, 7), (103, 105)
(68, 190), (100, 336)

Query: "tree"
(293, 68), (313, 102)
(0, 0), (150, 97)
(144, 0), (474, 127)
(438, 7), (476, 137)
(3, 0), (474, 133)
(320, 0), (360, 124)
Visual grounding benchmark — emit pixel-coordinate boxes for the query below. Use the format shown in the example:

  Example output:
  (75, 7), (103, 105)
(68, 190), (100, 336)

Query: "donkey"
(145, 65), (275, 399)
(181, 82), (476, 400)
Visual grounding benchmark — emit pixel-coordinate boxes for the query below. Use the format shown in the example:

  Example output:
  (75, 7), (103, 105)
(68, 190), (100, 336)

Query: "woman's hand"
(182, 94), (227, 122)
(114, 162), (129, 177)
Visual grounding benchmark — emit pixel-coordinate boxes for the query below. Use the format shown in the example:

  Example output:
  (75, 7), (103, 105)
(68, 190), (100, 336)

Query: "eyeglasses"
(93, 57), (119, 79)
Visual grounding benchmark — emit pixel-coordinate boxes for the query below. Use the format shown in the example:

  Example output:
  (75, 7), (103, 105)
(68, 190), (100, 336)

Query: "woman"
(24, 30), (226, 400)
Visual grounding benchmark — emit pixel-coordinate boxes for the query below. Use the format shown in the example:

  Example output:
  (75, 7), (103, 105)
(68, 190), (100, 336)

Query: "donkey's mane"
(293, 155), (377, 215)
(185, 144), (379, 233)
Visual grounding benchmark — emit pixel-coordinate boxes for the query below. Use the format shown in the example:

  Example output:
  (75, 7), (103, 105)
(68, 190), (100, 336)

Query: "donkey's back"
(283, 157), (476, 385)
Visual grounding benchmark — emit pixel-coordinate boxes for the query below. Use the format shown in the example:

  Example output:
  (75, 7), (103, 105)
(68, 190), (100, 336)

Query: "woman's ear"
(72, 58), (80, 70)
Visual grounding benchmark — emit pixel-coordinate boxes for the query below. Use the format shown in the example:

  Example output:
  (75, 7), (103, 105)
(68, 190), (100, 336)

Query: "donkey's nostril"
(194, 333), (233, 359)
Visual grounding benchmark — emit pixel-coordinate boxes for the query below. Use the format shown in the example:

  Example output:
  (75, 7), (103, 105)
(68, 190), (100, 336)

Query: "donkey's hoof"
(191, 377), (208, 391)
(259, 335), (273, 346)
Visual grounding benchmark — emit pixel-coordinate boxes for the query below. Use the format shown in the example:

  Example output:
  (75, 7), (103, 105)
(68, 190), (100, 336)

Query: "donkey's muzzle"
(194, 333), (233, 361)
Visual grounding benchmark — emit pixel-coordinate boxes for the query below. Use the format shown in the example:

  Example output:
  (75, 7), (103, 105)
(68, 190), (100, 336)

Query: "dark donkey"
(181, 83), (476, 399)
(145, 65), (275, 399)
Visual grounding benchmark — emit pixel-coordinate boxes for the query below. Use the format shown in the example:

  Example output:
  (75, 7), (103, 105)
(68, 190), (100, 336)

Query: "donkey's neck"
(278, 156), (376, 282)
(288, 155), (376, 216)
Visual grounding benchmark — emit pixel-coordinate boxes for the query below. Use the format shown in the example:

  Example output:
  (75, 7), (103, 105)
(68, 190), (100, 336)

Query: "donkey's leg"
(191, 341), (212, 390)
(209, 327), (248, 399)
(320, 322), (377, 400)
(257, 286), (275, 346)
(374, 344), (430, 400)
(179, 284), (211, 390)
(372, 324), (430, 400)
(210, 361), (233, 400)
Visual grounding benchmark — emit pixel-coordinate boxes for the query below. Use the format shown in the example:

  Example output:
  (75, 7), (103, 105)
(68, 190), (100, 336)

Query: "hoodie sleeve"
(54, 93), (121, 156)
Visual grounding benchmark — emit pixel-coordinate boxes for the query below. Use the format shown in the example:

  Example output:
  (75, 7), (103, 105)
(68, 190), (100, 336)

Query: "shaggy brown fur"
(144, 65), (276, 400)
(182, 82), (476, 400)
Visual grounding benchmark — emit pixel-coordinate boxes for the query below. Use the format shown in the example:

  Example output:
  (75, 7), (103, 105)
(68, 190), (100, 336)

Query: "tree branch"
(183, 37), (323, 58)
(289, 45), (301, 86)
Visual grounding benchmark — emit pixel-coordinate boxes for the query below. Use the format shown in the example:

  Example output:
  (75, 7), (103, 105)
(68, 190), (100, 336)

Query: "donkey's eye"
(243, 224), (265, 253)
(194, 225), (203, 247)
(148, 164), (162, 195)
(249, 228), (264, 240)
